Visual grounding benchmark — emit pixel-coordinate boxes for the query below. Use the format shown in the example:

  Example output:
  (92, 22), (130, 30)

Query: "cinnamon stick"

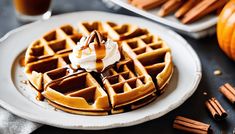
(181, 0), (228, 24)
(219, 83), (235, 104)
(158, 0), (184, 17)
(205, 97), (227, 120)
(173, 116), (211, 134)
(129, 0), (167, 10)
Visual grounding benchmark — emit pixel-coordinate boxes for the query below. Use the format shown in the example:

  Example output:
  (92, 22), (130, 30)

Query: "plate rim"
(0, 11), (202, 130)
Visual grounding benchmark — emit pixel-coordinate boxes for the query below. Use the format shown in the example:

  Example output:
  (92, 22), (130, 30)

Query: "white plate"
(0, 11), (201, 130)
(110, 0), (217, 33)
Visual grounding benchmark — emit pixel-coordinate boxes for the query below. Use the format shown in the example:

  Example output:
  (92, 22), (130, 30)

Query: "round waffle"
(24, 21), (174, 115)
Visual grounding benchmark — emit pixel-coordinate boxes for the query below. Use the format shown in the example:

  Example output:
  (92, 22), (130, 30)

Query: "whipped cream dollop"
(69, 31), (121, 72)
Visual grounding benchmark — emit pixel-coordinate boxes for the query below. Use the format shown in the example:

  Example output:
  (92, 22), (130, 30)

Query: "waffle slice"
(102, 59), (156, 108)
(24, 25), (82, 90)
(121, 34), (173, 93)
(42, 69), (110, 113)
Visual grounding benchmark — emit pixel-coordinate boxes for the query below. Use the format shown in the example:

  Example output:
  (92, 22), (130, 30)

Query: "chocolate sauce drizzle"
(44, 66), (85, 90)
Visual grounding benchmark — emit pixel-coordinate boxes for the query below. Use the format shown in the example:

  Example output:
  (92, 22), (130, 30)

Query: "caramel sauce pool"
(19, 56), (25, 67)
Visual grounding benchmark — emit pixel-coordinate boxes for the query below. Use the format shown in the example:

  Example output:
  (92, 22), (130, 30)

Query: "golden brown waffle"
(24, 21), (174, 115)
(25, 25), (82, 90)
(102, 59), (156, 108)
(42, 70), (110, 113)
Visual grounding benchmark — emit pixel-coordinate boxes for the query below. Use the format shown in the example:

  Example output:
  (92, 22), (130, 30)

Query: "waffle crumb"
(203, 92), (208, 96)
(213, 69), (222, 76)
(20, 80), (28, 84)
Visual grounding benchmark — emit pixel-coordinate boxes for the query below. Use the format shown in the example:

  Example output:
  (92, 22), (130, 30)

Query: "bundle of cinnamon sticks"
(128, 0), (228, 24)
(173, 83), (234, 133)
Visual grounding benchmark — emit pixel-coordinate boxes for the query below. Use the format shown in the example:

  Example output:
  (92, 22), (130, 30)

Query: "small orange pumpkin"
(217, 0), (235, 61)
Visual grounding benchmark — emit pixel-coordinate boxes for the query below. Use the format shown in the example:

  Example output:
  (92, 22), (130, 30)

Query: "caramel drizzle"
(67, 64), (78, 74)
(76, 30), (106, 72)
(44, 67), (85, 90)
(27, 80), (45, 101)
(93, 31), (106, 72)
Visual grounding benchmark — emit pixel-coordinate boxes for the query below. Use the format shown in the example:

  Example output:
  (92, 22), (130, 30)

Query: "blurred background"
(0, 0), (130, 37)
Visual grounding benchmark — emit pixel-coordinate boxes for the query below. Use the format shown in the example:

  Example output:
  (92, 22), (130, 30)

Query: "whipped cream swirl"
(69, 31), (121, 72)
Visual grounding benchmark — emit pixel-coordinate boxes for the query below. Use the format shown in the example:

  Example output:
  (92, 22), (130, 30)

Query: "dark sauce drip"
(90, 72), (104, 88)
(44, 66), (85, 90)
(28, 80), (44, 101)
